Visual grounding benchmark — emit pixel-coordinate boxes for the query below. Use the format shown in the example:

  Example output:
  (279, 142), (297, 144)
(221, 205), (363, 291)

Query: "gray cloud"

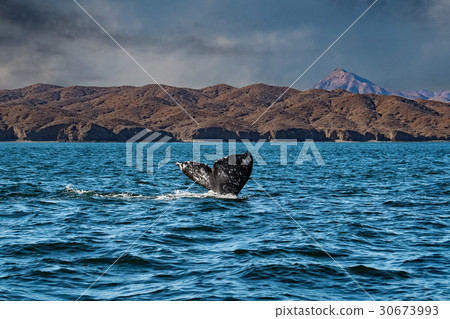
(0, 0), (449, 91)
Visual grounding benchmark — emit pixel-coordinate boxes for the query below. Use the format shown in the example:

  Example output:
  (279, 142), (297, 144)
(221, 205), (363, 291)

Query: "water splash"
(155, 189), (240, 201)
(64, 185), (245, 201)
(64, 185), (150, 199)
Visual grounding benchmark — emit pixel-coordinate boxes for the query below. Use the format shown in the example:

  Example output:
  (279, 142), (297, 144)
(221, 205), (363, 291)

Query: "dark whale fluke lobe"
(176, 151), (253, 195)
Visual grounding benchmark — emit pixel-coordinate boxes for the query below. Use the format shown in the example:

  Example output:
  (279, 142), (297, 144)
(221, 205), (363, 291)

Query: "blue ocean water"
(0, 142), (448, 301)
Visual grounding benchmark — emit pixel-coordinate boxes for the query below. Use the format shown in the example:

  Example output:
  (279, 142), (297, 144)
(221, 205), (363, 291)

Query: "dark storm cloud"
(0, 0), (100, 45)
(0, 0), (449, 90)
(0, 0), (277, 57)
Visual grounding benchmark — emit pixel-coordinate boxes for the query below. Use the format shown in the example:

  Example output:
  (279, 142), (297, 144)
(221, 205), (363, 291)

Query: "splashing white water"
(155, 190), (239, 201)
(64, 185), (150, 199)
(65, 185), (244, 201)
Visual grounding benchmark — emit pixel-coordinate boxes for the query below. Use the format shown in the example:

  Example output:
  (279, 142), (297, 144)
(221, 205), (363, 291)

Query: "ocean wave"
(64, 185), (151, 200)
(155, 190), (241, 201)
(1, 142), (449, 300)
(239, 263), (342, 281)
(64, 185), (244, 201)
(348, 265), (411, 279)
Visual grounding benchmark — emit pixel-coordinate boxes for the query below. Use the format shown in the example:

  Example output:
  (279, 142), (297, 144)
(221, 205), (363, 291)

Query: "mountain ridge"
(314, 68), (450, 102)
(0, 81), (448, 142)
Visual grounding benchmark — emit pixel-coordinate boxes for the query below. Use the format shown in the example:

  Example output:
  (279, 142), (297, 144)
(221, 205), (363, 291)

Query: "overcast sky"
(0, 0), (449, 91)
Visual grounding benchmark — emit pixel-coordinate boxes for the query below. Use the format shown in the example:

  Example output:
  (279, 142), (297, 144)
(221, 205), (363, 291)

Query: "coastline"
(1, 140), (448, 143)
(1, 84), (448, 145)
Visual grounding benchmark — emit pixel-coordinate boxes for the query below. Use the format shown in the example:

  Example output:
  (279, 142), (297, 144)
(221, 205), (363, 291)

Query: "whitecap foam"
(65, 185), (95, 195)
(64, 185), (150, 199)
(155, 190), (240, 201)
(65, 185), (245, 201)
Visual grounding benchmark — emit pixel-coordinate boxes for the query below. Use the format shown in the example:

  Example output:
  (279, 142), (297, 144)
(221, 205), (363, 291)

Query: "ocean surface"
(0, 142), (448, 301)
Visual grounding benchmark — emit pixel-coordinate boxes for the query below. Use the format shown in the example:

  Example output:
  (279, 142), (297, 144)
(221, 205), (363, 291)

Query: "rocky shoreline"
(0, 83), (448, 142)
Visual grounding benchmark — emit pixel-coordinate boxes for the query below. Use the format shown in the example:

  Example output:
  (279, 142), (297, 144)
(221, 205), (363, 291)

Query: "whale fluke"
(176, 151), (253, 195)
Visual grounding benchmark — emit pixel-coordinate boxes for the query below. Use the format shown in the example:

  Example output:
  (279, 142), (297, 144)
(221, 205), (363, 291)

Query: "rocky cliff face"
(0, 83), (448, 142)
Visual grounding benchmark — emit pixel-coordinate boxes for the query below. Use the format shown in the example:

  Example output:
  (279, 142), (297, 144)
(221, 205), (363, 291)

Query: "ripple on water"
(0, 142), (448, 300)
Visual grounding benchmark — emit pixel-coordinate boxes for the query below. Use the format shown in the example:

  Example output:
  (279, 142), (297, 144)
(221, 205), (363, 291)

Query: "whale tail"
(176, 151), (253, 195)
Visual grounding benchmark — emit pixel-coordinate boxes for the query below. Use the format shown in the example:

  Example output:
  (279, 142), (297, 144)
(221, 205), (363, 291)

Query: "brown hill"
(0, 83), (448, 142)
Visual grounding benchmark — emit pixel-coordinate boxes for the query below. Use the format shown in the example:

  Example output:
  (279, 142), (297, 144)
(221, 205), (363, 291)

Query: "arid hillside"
(0, 83), (448, 141)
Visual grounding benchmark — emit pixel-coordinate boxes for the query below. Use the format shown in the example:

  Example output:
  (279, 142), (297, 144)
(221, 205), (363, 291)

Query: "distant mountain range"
(314, 68), (450, 103)
(0, 81), (448, 142)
